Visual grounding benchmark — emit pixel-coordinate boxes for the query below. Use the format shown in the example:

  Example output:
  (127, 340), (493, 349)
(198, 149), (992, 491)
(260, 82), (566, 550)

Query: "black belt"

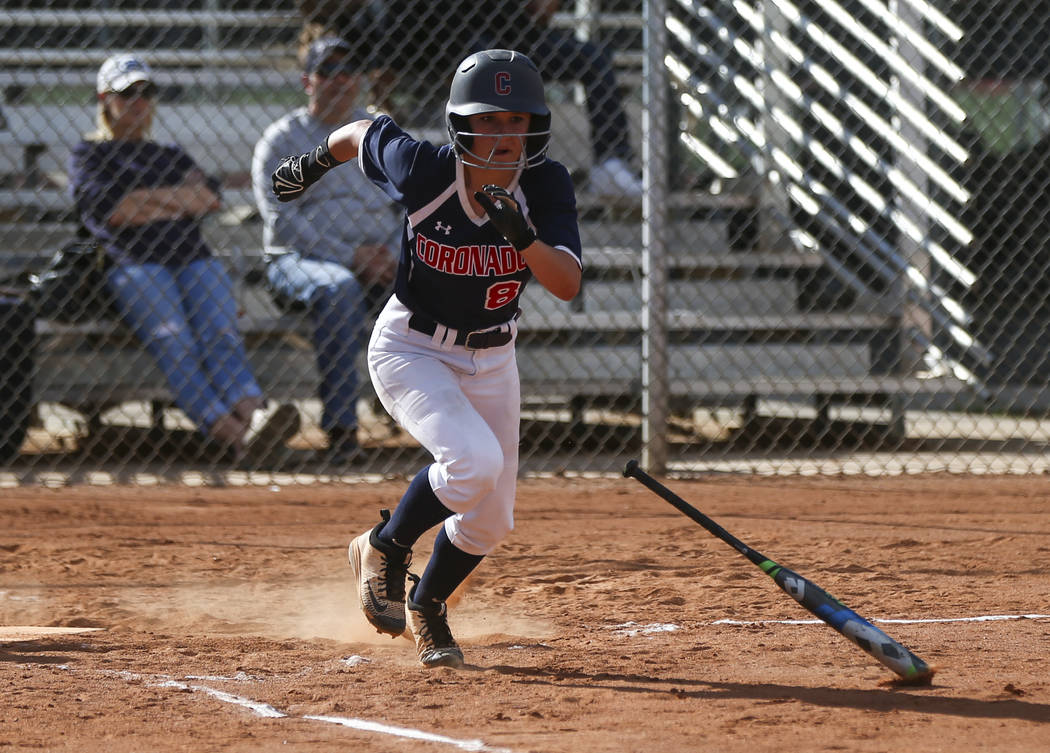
(408, 313), (514, 350)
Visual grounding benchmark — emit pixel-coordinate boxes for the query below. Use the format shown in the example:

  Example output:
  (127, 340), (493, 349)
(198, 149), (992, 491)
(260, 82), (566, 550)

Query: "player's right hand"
(271, 142), (340, 202)
(271, 154), (310, 202)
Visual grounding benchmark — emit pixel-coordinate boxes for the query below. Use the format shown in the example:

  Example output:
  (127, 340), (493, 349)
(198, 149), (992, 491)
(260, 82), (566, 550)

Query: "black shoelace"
(381, 549), (411, 602)
(408, 575), (456, 648)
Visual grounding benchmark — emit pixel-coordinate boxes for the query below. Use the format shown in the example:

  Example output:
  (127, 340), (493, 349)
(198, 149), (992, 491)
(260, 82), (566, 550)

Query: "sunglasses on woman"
(114, 82), (158, 100)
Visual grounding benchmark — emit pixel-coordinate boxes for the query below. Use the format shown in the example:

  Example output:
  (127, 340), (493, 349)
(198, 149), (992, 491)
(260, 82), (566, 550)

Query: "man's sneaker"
(242, 403), (301, 463)
(323, 426), (360, 466)
(347, 509), (412, 636)
(406, 579), (464, 669)
(587, 157), (643, 198)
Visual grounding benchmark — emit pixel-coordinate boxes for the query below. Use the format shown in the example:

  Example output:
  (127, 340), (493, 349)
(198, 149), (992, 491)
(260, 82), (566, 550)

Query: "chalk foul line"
(712, 613), (1050, 626)
(158, 680), (285, 719)
(61, 668), (513, 753)
(154, 679), (512, 752)
(305, 714), (512, 752)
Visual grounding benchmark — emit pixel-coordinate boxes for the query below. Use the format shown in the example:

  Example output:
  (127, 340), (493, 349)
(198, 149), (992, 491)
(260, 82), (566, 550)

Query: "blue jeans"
(105, 258), (263, 433)
(267, 252), (366, 432)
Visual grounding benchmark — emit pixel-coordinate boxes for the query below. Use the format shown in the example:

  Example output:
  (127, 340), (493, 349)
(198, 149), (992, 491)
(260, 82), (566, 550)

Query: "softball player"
(272, 49), (582, 668)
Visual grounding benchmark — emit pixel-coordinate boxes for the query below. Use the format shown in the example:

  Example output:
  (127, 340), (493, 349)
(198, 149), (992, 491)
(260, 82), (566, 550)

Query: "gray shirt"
(251, 106), (400, 267)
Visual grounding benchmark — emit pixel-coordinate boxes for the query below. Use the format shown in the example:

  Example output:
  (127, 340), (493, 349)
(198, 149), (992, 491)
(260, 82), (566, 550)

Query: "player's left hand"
(474, 185), (537, 252)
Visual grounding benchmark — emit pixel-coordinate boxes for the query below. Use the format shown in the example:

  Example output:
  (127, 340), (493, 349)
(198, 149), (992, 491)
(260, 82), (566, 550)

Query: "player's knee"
(447, 510), (513, 555)
(439, 444), (504, 508)
(490, 507), (514, 543)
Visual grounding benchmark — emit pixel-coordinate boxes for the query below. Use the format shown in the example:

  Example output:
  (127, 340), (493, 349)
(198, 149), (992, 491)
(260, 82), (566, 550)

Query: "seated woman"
(69, 54), (299, 460)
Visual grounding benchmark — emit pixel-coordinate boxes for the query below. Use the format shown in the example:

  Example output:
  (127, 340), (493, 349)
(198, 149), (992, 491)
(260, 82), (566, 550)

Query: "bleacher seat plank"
(518, 310), (893, 333)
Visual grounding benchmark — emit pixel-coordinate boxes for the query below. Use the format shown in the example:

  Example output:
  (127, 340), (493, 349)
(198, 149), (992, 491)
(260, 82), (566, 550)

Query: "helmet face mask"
(445, 49), (551, 170)
(448, 117), (552, 170)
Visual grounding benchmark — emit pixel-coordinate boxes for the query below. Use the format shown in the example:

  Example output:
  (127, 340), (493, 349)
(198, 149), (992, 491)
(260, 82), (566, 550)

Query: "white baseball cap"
(97, 54), (154, 94)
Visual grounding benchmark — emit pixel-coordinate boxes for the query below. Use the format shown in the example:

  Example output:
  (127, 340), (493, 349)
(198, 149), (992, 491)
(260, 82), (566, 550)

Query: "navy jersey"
(70, 139), (219, 266)
(358, 115), (581, 331)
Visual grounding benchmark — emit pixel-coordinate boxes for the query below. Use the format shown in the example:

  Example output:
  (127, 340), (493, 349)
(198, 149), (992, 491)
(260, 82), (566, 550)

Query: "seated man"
(252, 36), (399, 463)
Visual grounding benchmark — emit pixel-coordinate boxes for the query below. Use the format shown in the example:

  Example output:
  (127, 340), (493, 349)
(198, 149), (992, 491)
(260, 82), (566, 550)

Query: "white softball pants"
(367, 296), (520, 555)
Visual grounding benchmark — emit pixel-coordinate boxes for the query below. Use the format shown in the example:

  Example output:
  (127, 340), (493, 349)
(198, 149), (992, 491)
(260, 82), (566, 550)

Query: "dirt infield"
(1, 474), (1048, 751)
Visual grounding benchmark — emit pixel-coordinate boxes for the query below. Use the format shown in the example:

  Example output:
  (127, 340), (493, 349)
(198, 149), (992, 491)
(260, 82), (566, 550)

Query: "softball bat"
(623, 460), (935, 684)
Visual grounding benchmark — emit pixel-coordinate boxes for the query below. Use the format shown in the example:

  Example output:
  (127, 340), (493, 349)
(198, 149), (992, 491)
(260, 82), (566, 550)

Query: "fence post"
(758, 1), (794, 255)
(890, 0), (934, 379)
(642, 0), (670, 472)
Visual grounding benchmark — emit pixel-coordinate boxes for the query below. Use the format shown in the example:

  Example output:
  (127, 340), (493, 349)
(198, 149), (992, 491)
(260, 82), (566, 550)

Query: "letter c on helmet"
(495, 71), (511, 95)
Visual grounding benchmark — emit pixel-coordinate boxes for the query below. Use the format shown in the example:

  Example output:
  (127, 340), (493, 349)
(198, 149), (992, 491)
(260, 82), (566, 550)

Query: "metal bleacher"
(0, 3), (653, 431)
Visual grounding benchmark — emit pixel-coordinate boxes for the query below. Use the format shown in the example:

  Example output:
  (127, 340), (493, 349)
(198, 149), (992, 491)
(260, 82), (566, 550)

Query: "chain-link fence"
(2, 0), (1050, 483)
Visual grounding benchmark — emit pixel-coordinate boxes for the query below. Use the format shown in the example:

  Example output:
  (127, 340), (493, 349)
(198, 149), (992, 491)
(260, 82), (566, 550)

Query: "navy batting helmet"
(445, 49), (551, 169)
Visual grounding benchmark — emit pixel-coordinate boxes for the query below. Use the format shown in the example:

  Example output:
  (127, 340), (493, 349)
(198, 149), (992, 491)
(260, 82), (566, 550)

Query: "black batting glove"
(271, 140), (341, 202)
(474, 184), (537, 252)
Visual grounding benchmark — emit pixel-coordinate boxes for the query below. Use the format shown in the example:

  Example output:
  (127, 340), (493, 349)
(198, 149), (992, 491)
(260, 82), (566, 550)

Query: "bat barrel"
(838, 613), (933, 678)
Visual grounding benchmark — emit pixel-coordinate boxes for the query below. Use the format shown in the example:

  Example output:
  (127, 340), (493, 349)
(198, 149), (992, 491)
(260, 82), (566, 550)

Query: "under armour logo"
(435, 221), (453, 235)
